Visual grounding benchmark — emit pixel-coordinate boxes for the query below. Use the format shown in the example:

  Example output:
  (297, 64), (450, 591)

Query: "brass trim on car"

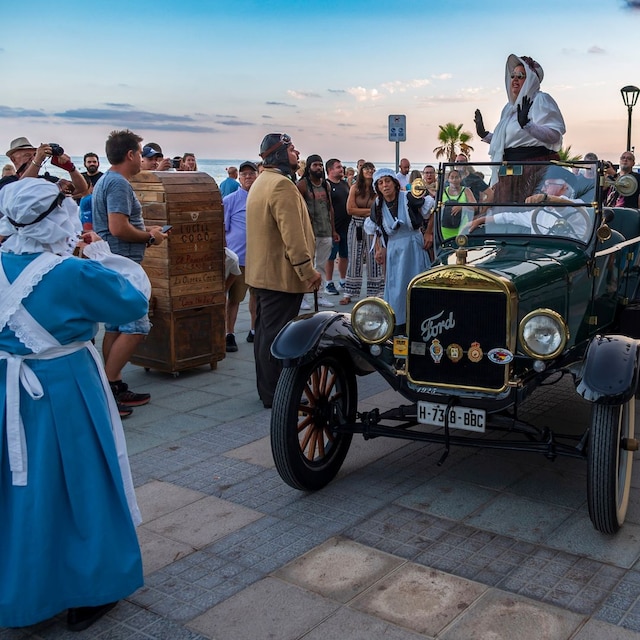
(406, 265), (518, 393)
(518, 308), (569, 360)
(351, 297), (396, 344)
(410, 265), (516, 291)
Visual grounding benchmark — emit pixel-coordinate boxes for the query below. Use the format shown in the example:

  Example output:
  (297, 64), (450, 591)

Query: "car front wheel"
(271, 355), (356, 491)
(587, 401), (635, 534)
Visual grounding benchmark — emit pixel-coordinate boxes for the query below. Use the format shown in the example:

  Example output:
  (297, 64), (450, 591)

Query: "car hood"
(459, 242), (587, 287)
(443, 241), (591, 332)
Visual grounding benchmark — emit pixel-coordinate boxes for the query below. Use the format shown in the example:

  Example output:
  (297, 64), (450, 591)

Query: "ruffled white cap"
(0, 178), (81, 255)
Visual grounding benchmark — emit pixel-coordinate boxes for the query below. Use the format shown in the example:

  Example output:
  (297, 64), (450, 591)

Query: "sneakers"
(300, 300), (311, 310)
(324, 282), (339, 296)
(247, 330), (255, 343)
(117, 403), (133, 419)
(110, 380), (151, 407)
(226, 333), (238, 352)
(339, 280), (346, 290)
(317, 297), (335, 308)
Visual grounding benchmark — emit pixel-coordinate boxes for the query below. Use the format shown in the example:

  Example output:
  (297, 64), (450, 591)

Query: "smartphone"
(161, 225), (173, 233)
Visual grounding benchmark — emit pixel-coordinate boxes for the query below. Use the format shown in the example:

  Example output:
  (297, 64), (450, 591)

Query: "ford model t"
(269, 159), (640, 534)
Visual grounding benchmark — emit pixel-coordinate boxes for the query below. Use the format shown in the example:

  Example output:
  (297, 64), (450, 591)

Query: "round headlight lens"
(519, 310), (567, 359)
(352, 299), (395, 344)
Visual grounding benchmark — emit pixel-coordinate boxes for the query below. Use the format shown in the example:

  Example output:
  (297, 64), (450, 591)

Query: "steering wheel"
(531, 206), (591, 241)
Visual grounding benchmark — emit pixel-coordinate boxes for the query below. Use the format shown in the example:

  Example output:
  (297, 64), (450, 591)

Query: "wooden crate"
(129, 171), (225, 374)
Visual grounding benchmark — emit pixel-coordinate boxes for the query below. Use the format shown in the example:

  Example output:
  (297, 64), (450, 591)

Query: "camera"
(49, 143), (64, 157)
(171, 157), (182, 169)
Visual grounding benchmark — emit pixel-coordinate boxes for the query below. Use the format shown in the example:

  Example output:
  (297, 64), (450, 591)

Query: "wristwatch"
(146, 234), (156, 247)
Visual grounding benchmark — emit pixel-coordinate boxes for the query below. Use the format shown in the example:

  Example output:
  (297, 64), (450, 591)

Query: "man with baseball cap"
(245, 134), (322, 407)
(140, 144), (163, 170)
(145, 142), (172, 170)
(1, 137), (89, 196)
(223, 161), (259, 352)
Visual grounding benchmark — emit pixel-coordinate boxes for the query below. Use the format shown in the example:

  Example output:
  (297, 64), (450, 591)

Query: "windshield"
(430, 161), (602, 245)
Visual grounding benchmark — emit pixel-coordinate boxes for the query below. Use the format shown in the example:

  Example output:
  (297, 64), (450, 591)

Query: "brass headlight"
(518, 309), (568, 359)
(351, 298), (395, 344)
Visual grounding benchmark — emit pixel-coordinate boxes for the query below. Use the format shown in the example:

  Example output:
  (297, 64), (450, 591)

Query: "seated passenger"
(469, 167), (590, 240)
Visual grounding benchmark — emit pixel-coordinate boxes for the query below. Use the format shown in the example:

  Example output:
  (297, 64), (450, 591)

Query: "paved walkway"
(3, 294), (640, 640)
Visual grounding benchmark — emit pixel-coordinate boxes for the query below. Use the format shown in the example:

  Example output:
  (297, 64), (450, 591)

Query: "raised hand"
(517, 96), (532, 128)
(474, 110), (488, 138)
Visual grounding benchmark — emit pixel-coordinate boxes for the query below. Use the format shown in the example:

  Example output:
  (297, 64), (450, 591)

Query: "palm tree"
(557, 145), (582, 162)
(433, 123), (474, 162)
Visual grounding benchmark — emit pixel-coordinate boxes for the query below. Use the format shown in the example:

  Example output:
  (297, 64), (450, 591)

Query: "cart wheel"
(271, 354), (356, 490)
(144, 368), (150, 372)
(172, 371), (180, 379)
(587, 400), (635, 534)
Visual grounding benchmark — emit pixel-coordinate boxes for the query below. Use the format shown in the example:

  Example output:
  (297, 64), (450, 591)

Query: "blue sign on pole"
(388, 114), (407, 142)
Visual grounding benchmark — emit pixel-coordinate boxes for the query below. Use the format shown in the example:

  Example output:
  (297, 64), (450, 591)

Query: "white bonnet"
(0, 178), (81, 255)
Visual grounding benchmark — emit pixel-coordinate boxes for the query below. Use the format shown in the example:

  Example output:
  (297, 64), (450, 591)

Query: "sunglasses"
(510, 72), (526, 80)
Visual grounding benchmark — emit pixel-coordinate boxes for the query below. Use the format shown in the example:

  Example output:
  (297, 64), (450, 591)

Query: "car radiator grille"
(407, 287), (509, 392)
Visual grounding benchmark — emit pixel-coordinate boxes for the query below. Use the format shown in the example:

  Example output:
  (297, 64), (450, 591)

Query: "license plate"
(417, 401), (486, 433)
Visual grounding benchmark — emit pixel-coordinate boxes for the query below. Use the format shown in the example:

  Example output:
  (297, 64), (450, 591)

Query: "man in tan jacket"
(246, 133), (322, 408)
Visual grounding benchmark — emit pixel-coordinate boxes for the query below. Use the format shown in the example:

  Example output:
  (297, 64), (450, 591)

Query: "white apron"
(0, 252), (141, 525)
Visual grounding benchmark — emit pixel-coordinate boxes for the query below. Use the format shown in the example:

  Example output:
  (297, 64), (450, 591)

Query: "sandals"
(339, 296), (352, 305)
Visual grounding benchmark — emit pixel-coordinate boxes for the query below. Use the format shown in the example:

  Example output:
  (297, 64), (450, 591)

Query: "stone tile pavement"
(3, 295), (640, 639)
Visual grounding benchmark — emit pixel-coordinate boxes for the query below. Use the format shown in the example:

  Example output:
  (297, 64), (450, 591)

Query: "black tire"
(271, 355), (356, 490)
(587, 401), (635, 534)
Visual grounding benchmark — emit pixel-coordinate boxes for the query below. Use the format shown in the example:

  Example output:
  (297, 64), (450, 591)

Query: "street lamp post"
(620, 85), (640, 152)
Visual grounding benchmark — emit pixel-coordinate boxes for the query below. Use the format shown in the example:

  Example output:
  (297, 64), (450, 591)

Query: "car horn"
(410, 177), (430, 197)
(604, 173), (638, 197)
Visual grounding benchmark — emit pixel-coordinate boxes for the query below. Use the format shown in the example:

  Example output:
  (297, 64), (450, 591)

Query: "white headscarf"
(488, 54), (544, 166)
(0, 178), (81, 256)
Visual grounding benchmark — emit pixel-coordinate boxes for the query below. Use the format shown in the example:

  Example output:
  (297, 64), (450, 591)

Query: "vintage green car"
(269, 160), (640, 534)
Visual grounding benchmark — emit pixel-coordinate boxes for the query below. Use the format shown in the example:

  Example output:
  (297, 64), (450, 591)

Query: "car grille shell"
(406, 266), (516, 392)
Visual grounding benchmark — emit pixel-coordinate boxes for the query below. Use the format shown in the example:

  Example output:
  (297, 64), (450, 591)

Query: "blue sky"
(2, 0), (640, 163)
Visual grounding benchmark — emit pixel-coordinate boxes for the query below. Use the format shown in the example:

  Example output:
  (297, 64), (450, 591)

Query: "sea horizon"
(1, 155), (446, 187)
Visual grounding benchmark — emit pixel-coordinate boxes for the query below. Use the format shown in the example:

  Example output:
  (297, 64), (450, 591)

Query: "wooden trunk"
(129, 171), (225, 374)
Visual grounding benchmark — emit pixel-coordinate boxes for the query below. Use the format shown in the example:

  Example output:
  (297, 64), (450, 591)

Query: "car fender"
(271, 311), (376, 374)
(576, 334), (640, 404)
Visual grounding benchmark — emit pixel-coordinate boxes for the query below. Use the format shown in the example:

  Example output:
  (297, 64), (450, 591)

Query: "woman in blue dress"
(0, 179), (149, 631)
(365, 168), (434, 332)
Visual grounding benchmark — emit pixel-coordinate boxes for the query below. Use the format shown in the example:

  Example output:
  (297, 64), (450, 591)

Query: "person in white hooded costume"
(474, 54), (566, 203)
(0, 178), (150, 631)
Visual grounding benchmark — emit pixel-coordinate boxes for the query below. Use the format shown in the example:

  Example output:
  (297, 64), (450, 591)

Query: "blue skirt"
(0, 350), (143, 627)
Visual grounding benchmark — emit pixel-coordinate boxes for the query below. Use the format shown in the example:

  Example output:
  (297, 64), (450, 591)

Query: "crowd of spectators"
(0, 102), (636, 631)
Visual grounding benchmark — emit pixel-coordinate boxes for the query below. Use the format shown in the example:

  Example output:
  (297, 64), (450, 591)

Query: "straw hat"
(5, 136), (36, 158)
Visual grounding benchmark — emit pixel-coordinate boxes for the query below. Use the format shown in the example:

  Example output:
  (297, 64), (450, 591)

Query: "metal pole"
(395, 142), (400, 173)
(627, 105), (633, 152)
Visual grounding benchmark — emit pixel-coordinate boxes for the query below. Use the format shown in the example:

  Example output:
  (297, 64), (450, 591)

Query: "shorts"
(329, 232), (348, 260)
(225, 247), (241, 279)
(105, 314), (151, 335)
(228, 266), (249, 304)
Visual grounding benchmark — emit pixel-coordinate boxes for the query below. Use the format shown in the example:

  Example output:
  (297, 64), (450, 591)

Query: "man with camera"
(92, 129), (168, 416)
(604, 152), (640, 208)
(1, 137), (89, 196)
